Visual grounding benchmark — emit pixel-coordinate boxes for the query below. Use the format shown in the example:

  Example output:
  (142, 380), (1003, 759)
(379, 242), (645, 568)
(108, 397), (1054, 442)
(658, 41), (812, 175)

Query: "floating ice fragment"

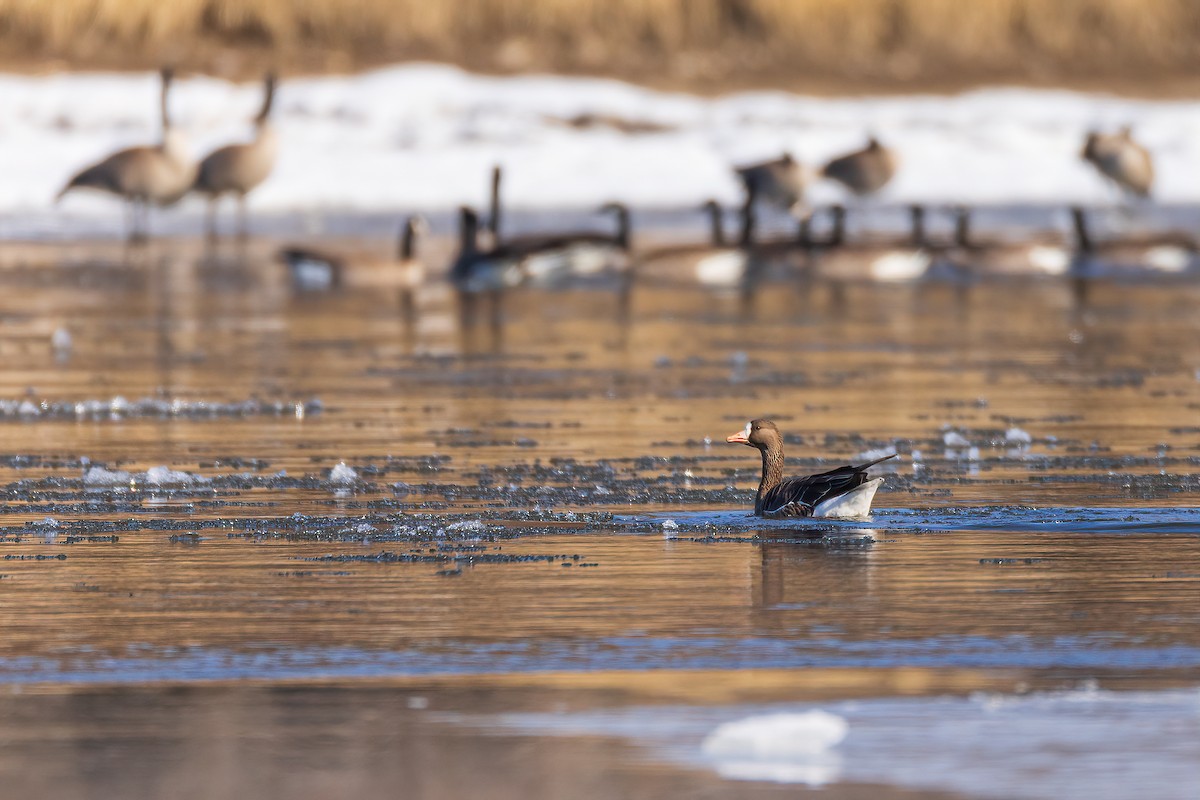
(967, 446), (981, 462)
(144, 465), (207, 486)
(943, 431), (970, 447)
(1005, 427), (1032, 444)
(83, 466), (133, 486)
(661, 519), (679, 529)
(329, 462), (358, 484)
(701, 711), (847, 785)
(51, 327), (72, 352)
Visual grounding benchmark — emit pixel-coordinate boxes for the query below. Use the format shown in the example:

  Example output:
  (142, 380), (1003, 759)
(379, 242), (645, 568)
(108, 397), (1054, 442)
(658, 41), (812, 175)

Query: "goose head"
(726, 418), (782, 450)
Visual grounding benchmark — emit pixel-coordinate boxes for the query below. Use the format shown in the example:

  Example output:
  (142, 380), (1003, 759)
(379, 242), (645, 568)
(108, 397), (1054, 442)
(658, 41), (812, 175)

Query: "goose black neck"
(828, 205), (846, 247)
(755, 442), (785, 516)
(738, 201), (756, 247)
(1071, 207), (1093, 253)
(602, 204), (631, 251)
(909, 205), (926, 247)
(706, 203), (725, 247)
(398, 218), (418, 260)
(488, 166), (503, 238)
(256, 73), (276, 125)
(954, 207), (972, 248)
(458, 209), (478, 255)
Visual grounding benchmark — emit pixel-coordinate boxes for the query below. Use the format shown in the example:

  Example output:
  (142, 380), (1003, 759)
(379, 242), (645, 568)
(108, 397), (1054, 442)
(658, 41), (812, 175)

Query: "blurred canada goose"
(194, 73), (279, 240)
(517, 204), (632, 288)
(937, 207), (1071, 277)
(278, 216), (427, 303)
(814, 204), (932, 282)
(1069, 206), (1196, 274)
(735, 153), (808, 215)
(484, 166), (632, 283)
(1082, 127), (1153, 199)
(821, 137), (897, 196)
(57, 68), (194, 242)
(450, 207), (527, 293)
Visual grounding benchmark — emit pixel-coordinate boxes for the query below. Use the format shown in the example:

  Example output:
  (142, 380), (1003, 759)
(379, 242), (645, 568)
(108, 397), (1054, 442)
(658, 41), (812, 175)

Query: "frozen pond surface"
(0, 232), (1197, 798)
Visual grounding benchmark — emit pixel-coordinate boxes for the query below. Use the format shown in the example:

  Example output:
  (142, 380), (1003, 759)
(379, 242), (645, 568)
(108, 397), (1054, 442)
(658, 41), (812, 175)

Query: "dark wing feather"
(760, 454), (895, 518)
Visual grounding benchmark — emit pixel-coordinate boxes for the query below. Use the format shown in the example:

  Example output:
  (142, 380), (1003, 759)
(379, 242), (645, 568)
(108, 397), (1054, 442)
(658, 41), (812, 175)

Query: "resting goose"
(278, 216), (427, 300)
(1069, 206), (1197, 275)
(57, 68), (195, 242)
(811, 204), (933, 282)
(935, 206), (1072, 278)
(193, 72), (279, 240)
(1082, 127), (1153, 200)
(485, 167), (632, 286)
(727, 419), (894, 518)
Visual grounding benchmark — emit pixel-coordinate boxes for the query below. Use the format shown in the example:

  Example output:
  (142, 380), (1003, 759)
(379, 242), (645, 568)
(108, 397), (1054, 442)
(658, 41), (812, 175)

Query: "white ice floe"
(943, 430), (970, 447)
(701, 711), (848, 785)
(83, 465), (209, 487)
(7, 64), (1200, 230)
(1005, 426), (1033, 444)
(329, 462), (358, 484)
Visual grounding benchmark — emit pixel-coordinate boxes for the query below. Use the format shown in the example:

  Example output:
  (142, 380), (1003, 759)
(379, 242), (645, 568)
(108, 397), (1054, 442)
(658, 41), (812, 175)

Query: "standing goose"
(278, 215), (427, 307)
(1082, 127), (1153, 199)
(727, 419), (895, 518)
(735, 153), (809, 216)
(193, 73), (279, 240)
(57, 68), (194, 242)
(821, 137), (897, 196)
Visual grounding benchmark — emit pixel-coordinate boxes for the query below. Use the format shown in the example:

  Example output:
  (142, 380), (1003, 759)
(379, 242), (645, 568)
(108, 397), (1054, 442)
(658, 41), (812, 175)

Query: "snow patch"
(701, 711), (848, 785)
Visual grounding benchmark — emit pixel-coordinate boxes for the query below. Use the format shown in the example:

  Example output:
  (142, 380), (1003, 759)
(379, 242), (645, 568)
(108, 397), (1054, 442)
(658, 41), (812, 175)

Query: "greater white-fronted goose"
(1082, 127), (1153, 199)
(821, 137), (897, 196)
(278, 215), (427, 305)
(193, 72), (279, 240)
(735, 153), (808, 215)
(57, 68), (195, 242)
(726, 419), (895, 518)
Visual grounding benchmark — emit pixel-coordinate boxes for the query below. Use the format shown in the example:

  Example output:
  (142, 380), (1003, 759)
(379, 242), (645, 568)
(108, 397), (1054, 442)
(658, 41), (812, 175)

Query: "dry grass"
(3, 0), (1200, 91)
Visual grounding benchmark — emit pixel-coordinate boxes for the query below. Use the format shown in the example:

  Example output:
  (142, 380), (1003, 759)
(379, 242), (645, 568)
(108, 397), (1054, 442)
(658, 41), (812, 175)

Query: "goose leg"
(237, 194), (248, 241)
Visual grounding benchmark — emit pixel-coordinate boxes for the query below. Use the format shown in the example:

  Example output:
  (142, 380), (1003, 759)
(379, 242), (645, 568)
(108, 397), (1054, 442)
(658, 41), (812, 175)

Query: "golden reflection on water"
(0, 237), (1198, 794)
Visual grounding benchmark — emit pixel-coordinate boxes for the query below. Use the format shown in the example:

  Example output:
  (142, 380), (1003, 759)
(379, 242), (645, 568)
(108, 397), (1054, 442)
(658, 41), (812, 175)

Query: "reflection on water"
(0, 232), (1198, 796)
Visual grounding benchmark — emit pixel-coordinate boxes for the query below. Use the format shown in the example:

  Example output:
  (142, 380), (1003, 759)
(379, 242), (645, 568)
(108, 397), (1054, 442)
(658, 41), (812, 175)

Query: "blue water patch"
(627, 506), (1200, 536)
(4, 632), (1200, 685)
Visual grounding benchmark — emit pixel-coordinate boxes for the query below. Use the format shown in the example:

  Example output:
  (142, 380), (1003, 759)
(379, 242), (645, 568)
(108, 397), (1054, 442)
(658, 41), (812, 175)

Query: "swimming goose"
(735, 153), (808, 215)
(193, 72), (279, 240)
(57, 68), (195, 242)
(726, 419), (895, 518)
(449, 207), (527, 293)
(1082, 127), (1153, 200)
(278, 216), (427, 300)
(821, 137), (897, 196)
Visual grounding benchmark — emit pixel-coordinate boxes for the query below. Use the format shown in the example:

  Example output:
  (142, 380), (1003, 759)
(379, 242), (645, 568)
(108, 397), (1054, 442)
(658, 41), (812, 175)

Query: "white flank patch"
(813, 477), (883, 519)
(1028, 245), (1071, 275)
(695, 250), (747, 286)
(870, 250), (931, 282)
(1144, 245), (1191, 273)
